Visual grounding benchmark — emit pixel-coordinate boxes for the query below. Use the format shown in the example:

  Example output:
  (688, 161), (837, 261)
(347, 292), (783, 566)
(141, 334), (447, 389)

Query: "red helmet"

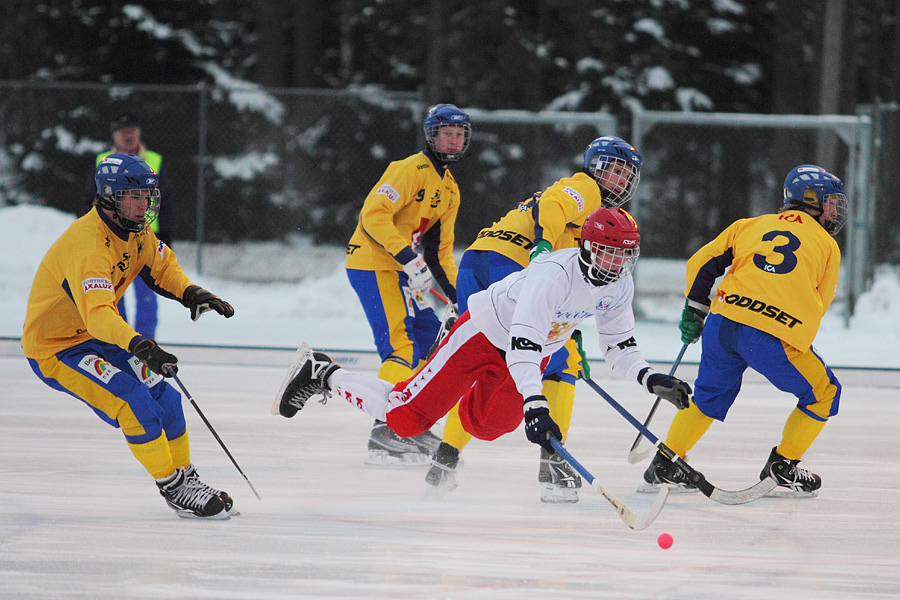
(579, 207), (641, 285)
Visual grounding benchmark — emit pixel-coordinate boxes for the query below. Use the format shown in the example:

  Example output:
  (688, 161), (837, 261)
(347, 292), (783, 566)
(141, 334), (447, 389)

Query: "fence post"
(195, 83), (208, 275)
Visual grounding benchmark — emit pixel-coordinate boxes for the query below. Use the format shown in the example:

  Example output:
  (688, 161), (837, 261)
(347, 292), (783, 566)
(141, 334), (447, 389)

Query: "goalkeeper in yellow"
(642, 165), (846, 497)
(425, 136), (643, 503)
(344, 104), (471, 467)
(23, 154), (236, 519)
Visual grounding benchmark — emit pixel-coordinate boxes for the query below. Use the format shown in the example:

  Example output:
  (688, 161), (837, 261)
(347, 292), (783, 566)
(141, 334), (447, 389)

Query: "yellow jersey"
(346, 151), (459, 285)
(23, 207), (192, 359)
(467, 172), (604, 267)
(685, 210), (841, 350)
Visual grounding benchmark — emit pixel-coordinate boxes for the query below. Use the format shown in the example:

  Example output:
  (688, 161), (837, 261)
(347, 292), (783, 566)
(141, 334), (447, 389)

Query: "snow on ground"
(3, 204), (900, 369)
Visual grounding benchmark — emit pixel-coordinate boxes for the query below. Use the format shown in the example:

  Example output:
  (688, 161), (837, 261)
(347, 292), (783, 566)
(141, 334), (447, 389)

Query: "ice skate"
(538, 446), (582, 503)
(760, 447), (820, 498)
(184, 463), (237, 515)
(422, 442), (461, 500)
(271, 342), (340, 418)
(365, 420), (431, 467)
(156, 467), (229, 519)
(637, 450), (700, 494)
(408, 428), (442, 455)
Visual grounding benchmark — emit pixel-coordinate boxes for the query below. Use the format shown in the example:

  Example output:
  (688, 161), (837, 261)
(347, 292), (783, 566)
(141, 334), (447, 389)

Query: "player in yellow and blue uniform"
(345, 104), (471, 466)
(425, 136), (643, 503)
(24, 153), (235, 519)
(80, 114), (176, 339)
(642, 164), (847, 496)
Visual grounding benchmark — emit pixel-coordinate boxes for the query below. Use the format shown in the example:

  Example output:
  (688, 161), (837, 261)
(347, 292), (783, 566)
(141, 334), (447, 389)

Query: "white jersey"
(466, 248), (651, 400)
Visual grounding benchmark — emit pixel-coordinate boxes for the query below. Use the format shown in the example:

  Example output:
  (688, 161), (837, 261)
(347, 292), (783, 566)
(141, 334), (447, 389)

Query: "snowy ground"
(4, 204), (900, 369)
(3, 204), (900, 598)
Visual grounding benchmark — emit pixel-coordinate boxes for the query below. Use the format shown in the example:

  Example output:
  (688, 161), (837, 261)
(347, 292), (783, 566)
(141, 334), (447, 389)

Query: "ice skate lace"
(288, 381), (330, 408)
(785, 464), (817, 491)
(186, 470), (225, 497)
(168, 478), (218, 510)
(287, 358), (334, 409)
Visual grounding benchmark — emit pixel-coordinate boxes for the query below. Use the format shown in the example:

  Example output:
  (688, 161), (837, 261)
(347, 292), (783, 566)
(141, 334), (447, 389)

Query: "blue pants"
(118, 277), (158, 339)
(346, 268), (441, 371)
(694, 314), (841, 422)
(28, 339), (184, 444)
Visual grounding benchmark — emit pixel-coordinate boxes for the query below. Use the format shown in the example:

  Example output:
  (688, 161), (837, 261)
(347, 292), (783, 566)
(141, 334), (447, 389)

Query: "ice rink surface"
(2, 346), (899, 600)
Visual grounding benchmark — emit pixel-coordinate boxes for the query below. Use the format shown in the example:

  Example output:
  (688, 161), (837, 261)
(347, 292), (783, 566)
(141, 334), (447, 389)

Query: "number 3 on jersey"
(753, 230), (800, 274)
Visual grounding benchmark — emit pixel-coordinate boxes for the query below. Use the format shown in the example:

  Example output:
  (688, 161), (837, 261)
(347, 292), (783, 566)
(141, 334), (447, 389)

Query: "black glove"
(523, 395), (562, 453)
(679, 298), (710, 344)
(130, 336), (178, 377)
(183, 285), (235, 322)
(640, 368), (692, 410)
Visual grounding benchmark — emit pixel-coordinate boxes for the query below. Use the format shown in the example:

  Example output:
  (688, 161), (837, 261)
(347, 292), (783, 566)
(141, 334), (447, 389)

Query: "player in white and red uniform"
(272, 208), (692, 493)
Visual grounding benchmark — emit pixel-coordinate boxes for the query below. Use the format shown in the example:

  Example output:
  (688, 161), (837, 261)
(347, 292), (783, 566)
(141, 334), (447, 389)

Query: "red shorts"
(385, 312), (545, 441)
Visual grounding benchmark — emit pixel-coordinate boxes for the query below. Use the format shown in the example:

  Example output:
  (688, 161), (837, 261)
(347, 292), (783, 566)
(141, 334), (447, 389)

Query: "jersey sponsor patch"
(128, 355), (163, 387)
(715, 290), (803, 328)
(562, 187), (585, 211)
(157, 239), (166, 258)
(376, 184), (401, 203)
(78, 355), (120, 383)
(82, 277), (113, 293)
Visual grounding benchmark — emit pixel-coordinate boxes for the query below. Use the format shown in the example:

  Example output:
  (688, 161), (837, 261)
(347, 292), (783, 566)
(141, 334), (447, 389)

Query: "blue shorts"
(694, 314), (841, 422)
(27, 339), (184, 444)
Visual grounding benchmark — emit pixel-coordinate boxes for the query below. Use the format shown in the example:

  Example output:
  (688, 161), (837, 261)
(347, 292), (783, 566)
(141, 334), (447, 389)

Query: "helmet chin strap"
(578, 250), (607, 287)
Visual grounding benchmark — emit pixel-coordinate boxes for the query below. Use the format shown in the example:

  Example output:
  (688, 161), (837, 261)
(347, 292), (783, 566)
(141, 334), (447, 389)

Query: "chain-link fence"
(1, 80), (897, 315)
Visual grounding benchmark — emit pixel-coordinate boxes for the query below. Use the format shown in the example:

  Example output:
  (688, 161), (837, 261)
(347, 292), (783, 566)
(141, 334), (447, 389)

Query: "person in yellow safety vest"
(81, 114), (176, 339)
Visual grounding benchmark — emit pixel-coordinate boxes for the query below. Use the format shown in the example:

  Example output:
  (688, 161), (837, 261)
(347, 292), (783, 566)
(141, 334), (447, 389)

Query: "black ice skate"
(637, 450), (700, 494)
(271, 342), (340, 418)
(365, 420), (432, 467)
(423, 442), (460, 500)
(538, 446), (582, 504)
(156, 467), (229, 519)
(184, 463), (236, 514)
(760, 447), (821, 497)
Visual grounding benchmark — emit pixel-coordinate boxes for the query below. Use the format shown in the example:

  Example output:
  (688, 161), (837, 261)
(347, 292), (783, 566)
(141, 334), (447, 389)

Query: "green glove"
(529, 239), (552, 262)
(571, 329), (590, 380)
(679, 298), (710, 344)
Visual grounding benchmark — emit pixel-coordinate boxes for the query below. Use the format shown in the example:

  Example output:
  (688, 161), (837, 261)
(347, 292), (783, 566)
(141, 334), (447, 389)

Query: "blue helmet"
(423, 103), (471, 163)
(583, 136), (643, 207)
(94, 153), (160, 232)
(783, 164), (848, 236)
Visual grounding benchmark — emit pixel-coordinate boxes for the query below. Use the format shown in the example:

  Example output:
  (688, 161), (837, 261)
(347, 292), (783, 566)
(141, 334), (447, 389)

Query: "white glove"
(403, 254), (433, 292)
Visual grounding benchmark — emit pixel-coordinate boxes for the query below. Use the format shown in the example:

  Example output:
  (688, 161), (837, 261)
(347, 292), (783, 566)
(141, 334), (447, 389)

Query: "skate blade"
(636, 481), (700, 494)
(763, 488), (819, 499)
(270, 342), (312, 416)
(421, 478), (457, 501)
(364, 449), (429, 468)
(173, 508), (231, 520)
(540, 483), (579, 504)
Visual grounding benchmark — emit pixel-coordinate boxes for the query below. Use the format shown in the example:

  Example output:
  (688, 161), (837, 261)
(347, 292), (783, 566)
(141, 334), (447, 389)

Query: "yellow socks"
(664, 402), (714, 458)
(777, 407), (826, 460)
